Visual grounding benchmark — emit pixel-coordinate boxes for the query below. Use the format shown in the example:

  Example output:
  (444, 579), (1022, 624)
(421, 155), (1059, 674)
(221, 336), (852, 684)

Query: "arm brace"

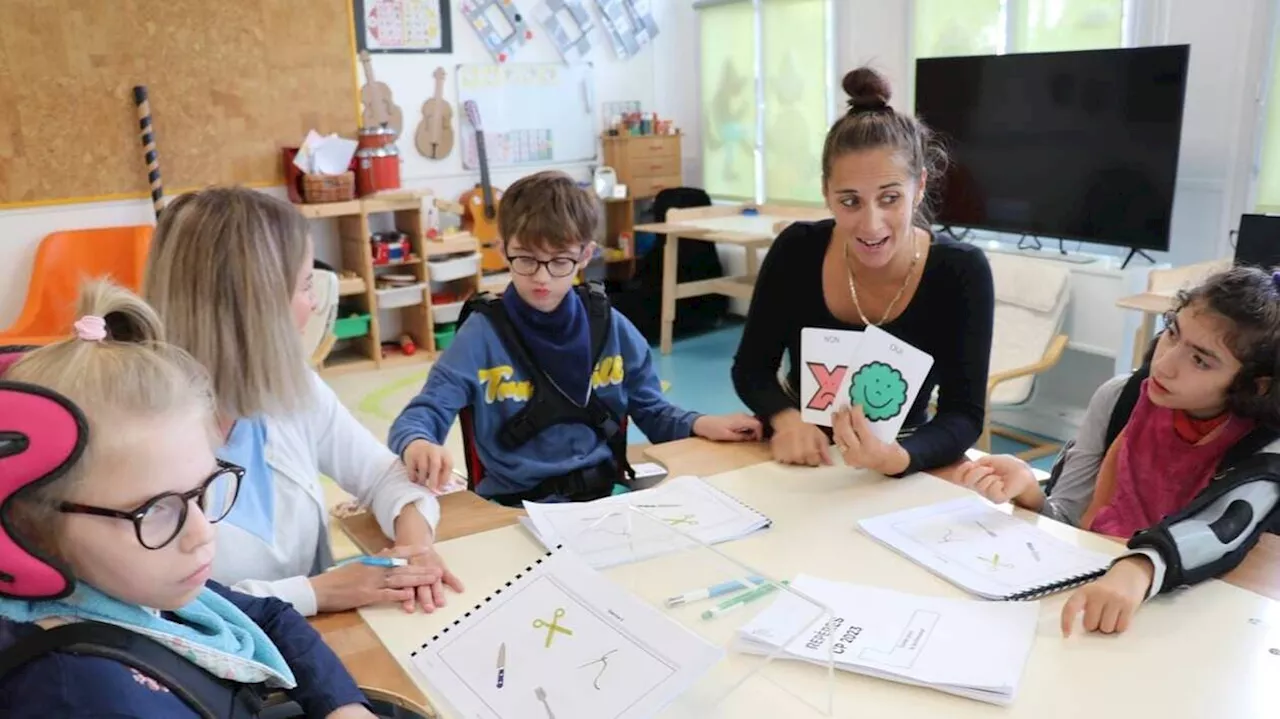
(1127, 453), (1280, 595)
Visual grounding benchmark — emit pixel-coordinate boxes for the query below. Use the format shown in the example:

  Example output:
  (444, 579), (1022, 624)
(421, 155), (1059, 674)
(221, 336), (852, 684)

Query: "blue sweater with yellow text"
(388, 309), (700, 498)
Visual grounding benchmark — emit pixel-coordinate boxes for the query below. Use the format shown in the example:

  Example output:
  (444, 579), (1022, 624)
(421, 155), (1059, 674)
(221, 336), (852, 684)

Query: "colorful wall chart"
(355, 0), (453, 53)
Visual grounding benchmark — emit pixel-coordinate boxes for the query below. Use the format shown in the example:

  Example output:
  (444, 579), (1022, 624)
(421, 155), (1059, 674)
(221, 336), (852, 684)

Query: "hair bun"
(843, 67), (892, 113)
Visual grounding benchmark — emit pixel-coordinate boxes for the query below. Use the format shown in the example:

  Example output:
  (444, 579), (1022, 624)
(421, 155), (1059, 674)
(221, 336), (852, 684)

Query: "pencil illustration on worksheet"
(411, 551), (723, 718)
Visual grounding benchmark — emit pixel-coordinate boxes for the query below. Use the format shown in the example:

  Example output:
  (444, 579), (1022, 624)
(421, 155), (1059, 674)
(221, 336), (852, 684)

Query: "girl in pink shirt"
(951, 266), (1280, 636)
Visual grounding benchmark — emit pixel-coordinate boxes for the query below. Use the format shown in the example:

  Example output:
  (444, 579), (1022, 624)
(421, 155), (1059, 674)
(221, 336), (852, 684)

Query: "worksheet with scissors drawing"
(410, 550), (722, 719)
(522, 476), (771, 569)
(858, 497), (1112, 600)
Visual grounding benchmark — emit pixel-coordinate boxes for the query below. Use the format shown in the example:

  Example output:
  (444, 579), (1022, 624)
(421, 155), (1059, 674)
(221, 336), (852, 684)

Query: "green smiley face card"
(845, 325), (934, 443)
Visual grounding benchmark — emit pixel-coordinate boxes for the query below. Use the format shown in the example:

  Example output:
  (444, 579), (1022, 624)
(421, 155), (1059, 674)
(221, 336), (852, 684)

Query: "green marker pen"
(701, 580), (788, 620)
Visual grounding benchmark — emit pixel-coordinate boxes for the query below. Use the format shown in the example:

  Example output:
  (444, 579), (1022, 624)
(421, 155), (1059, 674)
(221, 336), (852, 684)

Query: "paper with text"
(735, 574), (1038, 705)
(799, 328), (863, 426)
(858, 497), (1114, 600)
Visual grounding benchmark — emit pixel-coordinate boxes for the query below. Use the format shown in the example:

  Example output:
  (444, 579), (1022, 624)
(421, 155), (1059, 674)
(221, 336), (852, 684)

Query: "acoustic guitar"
(415, 67), (454, 160)
(459, 100), (505, 273)
(358, 51), (403, 138)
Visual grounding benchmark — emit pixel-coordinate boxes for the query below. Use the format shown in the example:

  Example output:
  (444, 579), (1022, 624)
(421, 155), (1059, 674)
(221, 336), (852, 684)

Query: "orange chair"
(0, 226), (153, 346)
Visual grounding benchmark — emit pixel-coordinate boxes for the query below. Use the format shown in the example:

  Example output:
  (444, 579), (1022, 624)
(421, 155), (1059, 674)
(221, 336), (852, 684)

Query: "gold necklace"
(844, 231), (921, 327)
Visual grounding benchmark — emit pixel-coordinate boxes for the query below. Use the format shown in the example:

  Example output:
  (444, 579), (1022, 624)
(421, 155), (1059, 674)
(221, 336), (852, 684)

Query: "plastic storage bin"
(375, 283), (427, 310)
(434, 323), (457, 351)
(333, 313), (371, 339)
(432, 300), (465, 324)
(428, 252), (480, 283)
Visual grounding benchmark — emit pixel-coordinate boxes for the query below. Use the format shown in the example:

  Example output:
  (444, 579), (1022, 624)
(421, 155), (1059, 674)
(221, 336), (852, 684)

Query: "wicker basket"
(302, 172), (355, 203)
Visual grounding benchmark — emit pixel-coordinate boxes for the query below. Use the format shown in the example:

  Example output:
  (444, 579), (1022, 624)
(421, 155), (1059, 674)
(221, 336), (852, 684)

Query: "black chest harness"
(461, 283), (635, 504)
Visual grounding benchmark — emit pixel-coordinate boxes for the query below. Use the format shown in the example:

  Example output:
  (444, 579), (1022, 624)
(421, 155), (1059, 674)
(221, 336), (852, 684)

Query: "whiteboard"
(457, 63), (597, 169)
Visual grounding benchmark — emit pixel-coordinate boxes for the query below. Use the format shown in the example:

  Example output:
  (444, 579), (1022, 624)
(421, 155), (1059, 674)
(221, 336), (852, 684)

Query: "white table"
(359, 460), (1280, 718)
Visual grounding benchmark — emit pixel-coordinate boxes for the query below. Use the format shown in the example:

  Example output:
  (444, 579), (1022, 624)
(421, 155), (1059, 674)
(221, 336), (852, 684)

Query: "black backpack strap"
(464, 284), (634, 487)
(0, 621), (266, 719)
(1218, 426), (1280, 473)
(580, 282), (612, 363)
(1104, 368), (1148, 452)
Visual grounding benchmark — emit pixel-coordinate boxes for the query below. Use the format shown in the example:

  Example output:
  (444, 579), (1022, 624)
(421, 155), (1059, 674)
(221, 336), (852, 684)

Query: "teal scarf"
(0, 583), (296, 688)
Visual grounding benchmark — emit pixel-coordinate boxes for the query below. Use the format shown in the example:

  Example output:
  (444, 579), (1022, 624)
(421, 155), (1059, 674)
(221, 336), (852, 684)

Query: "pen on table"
(701, 580), (788, 620)
(337, 556), (408, 568)
(665, 576), (766, 607)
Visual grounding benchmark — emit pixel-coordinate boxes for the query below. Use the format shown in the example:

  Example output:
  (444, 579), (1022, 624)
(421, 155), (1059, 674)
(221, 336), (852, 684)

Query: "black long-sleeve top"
(732, 220), (995, 474)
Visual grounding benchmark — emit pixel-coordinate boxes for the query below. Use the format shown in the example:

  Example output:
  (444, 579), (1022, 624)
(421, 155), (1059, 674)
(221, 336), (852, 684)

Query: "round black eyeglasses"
(58, 460), (244, 550)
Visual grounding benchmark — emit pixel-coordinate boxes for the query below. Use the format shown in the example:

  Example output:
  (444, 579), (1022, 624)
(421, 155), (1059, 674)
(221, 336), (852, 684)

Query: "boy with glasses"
(389, 171), (760, 505)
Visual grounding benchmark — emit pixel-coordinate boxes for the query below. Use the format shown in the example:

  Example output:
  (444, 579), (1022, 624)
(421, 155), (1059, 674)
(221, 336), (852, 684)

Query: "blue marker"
(664, 576), (766, 607)
(338, 556), (408, 568)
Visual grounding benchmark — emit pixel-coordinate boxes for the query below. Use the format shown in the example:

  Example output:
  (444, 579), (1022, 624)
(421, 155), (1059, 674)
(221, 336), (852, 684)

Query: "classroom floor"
(320, 323), (1062, 557)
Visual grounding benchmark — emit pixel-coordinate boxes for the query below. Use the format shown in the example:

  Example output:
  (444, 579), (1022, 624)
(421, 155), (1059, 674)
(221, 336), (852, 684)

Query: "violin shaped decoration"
(359, 51), (404, 138)
(415, 67), (455, 160)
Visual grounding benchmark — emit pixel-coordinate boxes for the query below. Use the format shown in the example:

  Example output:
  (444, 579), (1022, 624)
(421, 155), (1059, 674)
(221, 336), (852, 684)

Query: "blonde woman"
(144, 187), (462, 617)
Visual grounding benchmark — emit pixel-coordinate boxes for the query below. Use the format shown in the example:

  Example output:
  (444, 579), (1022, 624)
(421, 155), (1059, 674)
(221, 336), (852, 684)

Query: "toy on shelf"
(371, 231), (413, 265)
(399, 333), (417, 355)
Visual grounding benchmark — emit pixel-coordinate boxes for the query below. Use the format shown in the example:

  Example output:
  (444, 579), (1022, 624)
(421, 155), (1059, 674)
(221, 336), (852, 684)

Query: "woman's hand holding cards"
(832, 404), (910, 475)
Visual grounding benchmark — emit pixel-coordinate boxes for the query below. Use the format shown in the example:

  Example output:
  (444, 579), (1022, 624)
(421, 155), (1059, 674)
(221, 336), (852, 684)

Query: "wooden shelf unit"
(297, 196), (484, 374)
(600, 133), (682, 282)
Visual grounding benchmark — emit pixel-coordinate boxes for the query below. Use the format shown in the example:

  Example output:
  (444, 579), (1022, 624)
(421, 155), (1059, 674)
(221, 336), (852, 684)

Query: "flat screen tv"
(915, 45), (1189, 253)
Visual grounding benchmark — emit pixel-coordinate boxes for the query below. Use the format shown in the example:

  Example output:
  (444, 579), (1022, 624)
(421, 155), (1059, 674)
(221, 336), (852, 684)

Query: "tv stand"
(1121, 248), (1156, 270)
(1017, 234), (1043, 251)
(938, 225), (972, 241)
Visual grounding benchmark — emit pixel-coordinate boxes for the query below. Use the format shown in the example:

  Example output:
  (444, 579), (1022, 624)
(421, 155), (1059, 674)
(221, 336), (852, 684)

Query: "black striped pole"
(133, 85), (164, 217)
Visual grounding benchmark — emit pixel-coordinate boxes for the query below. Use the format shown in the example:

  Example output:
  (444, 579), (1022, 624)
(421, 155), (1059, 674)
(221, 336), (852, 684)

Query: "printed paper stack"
(522, 476), (772, 568)
(734, 575), (1039, 705)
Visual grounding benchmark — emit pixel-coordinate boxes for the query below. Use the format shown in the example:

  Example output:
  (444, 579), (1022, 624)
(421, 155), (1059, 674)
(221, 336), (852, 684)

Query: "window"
(697, 0), (833, 204)
(1255, 30), (1280, 212)
(914, 0), (1128, 60)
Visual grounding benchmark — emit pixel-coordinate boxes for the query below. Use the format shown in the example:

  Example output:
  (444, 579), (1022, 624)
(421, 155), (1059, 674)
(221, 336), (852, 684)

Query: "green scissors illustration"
(532, 608), (573, 648)
(663, 514), (698, 526)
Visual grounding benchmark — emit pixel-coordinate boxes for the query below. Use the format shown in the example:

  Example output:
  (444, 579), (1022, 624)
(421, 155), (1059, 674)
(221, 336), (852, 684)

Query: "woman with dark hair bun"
(732, 66), (995, 477)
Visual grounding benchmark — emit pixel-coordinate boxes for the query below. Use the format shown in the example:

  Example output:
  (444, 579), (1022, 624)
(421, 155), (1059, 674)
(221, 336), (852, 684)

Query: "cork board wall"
(0, 0), (360, 207)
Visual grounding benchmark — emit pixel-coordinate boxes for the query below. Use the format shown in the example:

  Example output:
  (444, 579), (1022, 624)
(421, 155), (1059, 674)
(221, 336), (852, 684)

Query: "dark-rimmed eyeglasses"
(506, 253), (583, 278)
(59, 460), (244, 550)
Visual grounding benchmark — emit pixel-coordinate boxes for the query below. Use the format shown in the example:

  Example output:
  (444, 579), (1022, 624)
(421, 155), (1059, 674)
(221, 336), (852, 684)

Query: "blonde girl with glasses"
(0, 283), (376, 718)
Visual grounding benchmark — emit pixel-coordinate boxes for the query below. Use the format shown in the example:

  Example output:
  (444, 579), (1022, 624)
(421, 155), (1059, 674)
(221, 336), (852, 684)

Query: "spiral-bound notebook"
(522, 476), (773, 569)
(857, 497), (1114, 600)
(736, 575), (1039, 705)
(408, 548), (723, 719)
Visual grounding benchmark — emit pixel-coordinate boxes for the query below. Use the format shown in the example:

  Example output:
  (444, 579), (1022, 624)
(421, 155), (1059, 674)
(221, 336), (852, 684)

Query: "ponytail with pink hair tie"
(73, 316), (107, 343)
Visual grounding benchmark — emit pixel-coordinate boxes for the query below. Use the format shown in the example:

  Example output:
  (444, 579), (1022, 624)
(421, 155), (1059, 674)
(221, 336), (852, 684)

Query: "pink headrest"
(0, 381), (86, 599)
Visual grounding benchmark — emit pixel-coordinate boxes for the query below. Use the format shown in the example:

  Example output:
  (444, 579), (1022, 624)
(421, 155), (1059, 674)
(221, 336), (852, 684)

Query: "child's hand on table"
(693, 413), (763, 442)
(1061, 555), (1155, 636)
(952, 454), (1038, 504)
(403, 438), (453, 492)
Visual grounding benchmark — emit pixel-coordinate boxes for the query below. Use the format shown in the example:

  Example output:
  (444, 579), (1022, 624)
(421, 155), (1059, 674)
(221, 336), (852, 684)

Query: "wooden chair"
(981, 253), (1072, 461)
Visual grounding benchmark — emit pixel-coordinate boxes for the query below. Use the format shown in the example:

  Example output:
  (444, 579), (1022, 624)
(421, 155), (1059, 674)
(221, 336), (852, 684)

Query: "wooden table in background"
(634, 204), (829, 354)
(315, 438), (1280, 716)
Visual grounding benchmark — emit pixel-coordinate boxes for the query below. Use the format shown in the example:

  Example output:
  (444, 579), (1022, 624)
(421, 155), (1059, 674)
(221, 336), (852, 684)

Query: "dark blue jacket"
(0, 581), (366, 718)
